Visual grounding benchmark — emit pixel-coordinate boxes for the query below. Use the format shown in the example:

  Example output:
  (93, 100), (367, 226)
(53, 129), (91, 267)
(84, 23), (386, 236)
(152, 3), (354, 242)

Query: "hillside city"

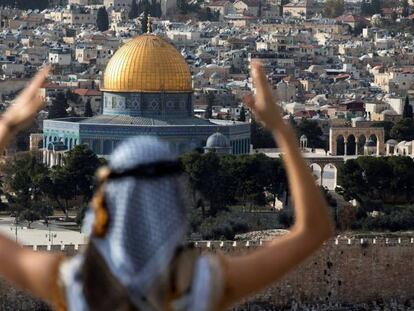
(0, 0), (413, 310)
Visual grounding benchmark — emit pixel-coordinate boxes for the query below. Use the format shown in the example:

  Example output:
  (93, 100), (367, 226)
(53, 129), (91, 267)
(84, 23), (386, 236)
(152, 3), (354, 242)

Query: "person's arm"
(218, 61), (333, 309)
(0, 66), (63, 305)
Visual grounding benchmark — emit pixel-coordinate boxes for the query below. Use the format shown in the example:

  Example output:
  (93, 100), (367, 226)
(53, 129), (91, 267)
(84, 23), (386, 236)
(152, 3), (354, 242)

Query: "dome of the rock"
(102, 34), (192, 93)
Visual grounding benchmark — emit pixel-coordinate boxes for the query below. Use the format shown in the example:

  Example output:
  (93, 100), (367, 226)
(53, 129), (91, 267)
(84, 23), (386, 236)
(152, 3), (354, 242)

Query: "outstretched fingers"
(251, 61), (272, 96)
(251, 60), (267, 85)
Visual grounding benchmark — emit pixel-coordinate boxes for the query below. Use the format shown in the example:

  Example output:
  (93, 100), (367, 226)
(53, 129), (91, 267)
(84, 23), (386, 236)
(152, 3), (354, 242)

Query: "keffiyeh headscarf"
(59, 137), (224, 311)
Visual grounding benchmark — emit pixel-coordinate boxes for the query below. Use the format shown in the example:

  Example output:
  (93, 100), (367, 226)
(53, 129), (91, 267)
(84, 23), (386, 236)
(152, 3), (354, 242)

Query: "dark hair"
(82, 243), (138, 311)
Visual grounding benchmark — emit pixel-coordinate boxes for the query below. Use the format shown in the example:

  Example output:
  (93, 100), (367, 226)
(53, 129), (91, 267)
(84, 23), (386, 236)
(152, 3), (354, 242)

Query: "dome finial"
(147, 14), (151, 34)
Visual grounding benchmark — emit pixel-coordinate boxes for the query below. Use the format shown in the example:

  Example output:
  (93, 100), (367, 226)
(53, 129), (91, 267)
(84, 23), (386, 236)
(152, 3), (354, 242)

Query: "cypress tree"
(150, 0), (161, 17)
(402, 0), (410, 17)
(129, 0), (139, 19)
(96, 7), (109, 32)
(84, 99), (93, 117)
(239, 106), (246, 122)
(371, 0), (381, 14)
(403, 96), (413, 119)
(49, 92), (68, 119)
(258, 0), (262, 17)
(205, 93), (214, 119)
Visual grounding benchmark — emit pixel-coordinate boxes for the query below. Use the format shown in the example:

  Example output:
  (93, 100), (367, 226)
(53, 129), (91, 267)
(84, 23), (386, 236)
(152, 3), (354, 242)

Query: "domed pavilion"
(42, 35), (250, 166)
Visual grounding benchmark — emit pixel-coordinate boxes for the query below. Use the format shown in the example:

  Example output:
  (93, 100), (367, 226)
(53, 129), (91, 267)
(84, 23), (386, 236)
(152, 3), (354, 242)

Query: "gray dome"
(352, 117), (365, 122)
(381, 109), (397, 115)
(206, 132), (230, 148)
(386, 139), (398, 145)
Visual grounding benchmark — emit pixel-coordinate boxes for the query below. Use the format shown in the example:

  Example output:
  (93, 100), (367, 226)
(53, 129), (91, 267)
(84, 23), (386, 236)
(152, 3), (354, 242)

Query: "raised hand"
(244, 60), (283, 131)
(2, 65), (50, 133)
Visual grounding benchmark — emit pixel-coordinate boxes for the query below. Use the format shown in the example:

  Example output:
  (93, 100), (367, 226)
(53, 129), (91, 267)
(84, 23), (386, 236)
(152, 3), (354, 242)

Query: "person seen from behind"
(0, 61), (333, 310)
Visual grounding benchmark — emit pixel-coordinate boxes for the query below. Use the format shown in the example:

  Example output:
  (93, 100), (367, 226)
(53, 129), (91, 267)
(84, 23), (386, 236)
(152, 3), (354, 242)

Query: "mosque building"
(42, 34), (251, 166)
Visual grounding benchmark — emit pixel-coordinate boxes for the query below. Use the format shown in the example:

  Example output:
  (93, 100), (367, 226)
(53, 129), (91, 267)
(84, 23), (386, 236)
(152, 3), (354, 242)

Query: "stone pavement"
(0, 217), (87, 246)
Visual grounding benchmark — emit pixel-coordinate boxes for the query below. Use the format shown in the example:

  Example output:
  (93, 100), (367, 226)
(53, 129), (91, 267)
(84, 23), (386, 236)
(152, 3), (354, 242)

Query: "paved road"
(0, 217), (87, 246)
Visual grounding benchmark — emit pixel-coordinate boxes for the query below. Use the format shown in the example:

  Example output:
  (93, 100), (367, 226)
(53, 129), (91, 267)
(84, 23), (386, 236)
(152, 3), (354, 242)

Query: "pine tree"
(96, 7), (109, 32)
(403, 96), (413, 119)
(129, 0), (139, 19)
(49, 92), (68, 119)
(84, 99), (93, 117)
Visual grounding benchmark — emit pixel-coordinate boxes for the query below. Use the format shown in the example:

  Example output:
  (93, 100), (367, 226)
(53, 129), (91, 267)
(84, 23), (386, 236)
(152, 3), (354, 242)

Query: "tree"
(48, 92), (68, 119)
(129, 0), (139, 19)
(19, 203), (52, 229)
(324, 0), (344, 18)
(391, 10), (398, 21)
(258, 0), (262, 18)
(361, 0), (382, 15)
(260, 157), (286, 208)
(279, 0), (289, 14)
(403, 96), (413, 119)
(0, 178), (8, 211)
(361, 0), (371, 15)
(371, 121), (393, 141)
(238, 106), (246, 122)
(371, 0), (382, 14)
(43, 166), (76, 218)
(181, 152), (234, 216)
(296, 118), (325, 149)
(402, 0), (410, 17)
(4, 0), (49, 10)
(338, 156), (414, 204)
(201, 7), (214, 21)
(138, 0), (150, 14)
(64, 145), (101, 202)
(177, 0), (188, 14)
(226, 155), (265, 208)
(205, 92), (214, 119)
(96, 7), (109, 32)
(84, 99), (93, 117)
(250, 118), (276, 149)
(390, 118), (414, 141)
(1, 152), (50, 223)
(150, 0), (162, 17)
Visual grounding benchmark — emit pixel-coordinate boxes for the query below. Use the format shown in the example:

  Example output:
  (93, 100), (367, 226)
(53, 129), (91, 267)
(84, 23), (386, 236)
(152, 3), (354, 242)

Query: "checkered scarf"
(61, 137), (223, 311)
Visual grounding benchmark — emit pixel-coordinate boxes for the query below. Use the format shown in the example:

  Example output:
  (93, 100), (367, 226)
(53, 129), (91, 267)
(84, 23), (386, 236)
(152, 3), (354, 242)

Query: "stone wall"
(2, 238), (414, 309)
(195, 238), (414, 307)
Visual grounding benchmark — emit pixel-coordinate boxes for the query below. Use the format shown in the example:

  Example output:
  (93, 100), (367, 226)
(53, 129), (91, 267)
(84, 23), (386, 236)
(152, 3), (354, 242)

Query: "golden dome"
(101, 35), (192, 93)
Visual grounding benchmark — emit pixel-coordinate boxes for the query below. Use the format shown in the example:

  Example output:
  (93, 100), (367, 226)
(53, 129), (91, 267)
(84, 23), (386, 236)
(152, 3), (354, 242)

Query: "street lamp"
(46, 226), (57, 245)
(9, 223), (18, 243)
